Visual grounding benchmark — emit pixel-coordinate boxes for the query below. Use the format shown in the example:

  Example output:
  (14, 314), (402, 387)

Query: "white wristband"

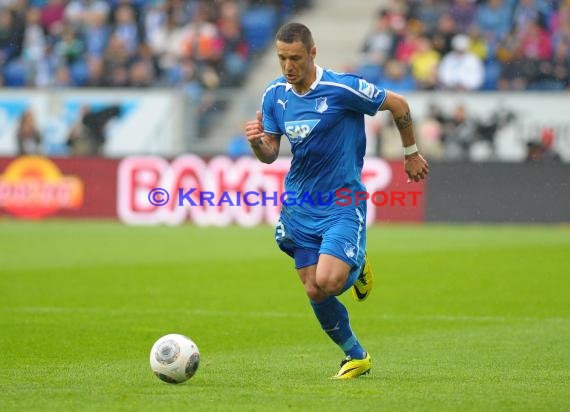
(404, 144), (418, 156)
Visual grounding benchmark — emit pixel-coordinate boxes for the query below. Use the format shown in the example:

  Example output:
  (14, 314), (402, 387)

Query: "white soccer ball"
(149, 334), (200, 384)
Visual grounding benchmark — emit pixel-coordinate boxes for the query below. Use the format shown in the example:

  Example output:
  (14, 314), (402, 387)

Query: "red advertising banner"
(117, 155), (425, 225)
(0, 156), (119, 219)
(0, 156), (425, 224)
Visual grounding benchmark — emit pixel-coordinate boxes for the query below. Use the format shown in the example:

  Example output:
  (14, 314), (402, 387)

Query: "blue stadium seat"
(280, 0), (295, 19)
(69, 60), (89, 86)
(29, 0), (48, 7)
(482, 58), (501, 91)
(45, 142), (70, 156)
(528, 80), (565, 91)
(109, 0), (147, 6)
(241, 6), (278, 54)
(3, 60), (27, 87)
(356, 63), (382, 85)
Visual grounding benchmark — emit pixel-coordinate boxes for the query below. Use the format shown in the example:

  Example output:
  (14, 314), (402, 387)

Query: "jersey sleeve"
(261, 84), (282, 136)
(341, 76), (387, 116)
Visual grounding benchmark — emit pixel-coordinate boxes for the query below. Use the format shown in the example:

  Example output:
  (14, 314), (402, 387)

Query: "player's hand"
(245, 111), (264, 145)
(405, 152), (429, 183)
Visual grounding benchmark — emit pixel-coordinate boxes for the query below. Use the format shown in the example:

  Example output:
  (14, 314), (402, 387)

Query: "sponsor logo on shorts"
(344, 242), (356, 258)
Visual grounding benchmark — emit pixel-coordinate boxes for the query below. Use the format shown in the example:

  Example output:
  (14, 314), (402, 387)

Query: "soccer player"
(244, 22), (429, 379)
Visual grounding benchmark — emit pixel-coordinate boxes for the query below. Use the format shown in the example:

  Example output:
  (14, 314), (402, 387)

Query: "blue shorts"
(275, 205), (367, 293)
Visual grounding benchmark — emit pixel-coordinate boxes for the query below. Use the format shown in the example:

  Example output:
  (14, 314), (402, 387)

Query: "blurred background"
(0, 0), (568, 224)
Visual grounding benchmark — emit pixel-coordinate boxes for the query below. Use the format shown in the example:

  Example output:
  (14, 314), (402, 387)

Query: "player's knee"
(305, 283), (327, 301)
(315, 255), (350, 296)
(315, 275), (344, 296)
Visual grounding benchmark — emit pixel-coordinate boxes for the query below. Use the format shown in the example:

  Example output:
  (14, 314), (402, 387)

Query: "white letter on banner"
(117, 156), (170, 225)
(208, 156), (262, 227)
(167, 155), (209, 226)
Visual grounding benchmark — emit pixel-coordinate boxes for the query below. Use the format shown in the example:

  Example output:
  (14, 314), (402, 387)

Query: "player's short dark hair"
(275, 22), (314, 52)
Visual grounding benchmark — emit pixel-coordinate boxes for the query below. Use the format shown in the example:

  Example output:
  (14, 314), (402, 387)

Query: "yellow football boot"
(331, 352), (372, 380)
(352, 252), (374, 302)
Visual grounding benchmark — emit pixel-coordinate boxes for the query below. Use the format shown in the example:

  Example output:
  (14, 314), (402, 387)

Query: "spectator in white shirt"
(438, 34), (484, 90)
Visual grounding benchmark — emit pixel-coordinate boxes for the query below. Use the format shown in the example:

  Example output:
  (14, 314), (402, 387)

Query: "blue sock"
(310, 296), (366, 359)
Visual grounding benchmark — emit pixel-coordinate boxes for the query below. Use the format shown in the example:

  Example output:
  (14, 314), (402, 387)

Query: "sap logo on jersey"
(285, 119), (320, 143)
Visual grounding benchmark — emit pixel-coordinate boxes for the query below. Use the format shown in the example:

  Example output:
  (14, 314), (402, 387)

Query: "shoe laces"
(340, 352), (367, 367)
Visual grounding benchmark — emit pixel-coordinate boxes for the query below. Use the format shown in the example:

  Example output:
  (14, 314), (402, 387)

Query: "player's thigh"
(276, 216), (327, 299)
(319, 209), (366, 270)
(315, 253), (352, 295)
(319, 210), (366, 293)
(297, 264), (327, 301)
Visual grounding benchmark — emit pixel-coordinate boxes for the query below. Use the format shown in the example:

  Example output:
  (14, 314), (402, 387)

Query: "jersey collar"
(285, 65), (323, 92)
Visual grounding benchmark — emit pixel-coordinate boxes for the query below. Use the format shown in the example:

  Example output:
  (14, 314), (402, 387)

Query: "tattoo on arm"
(395, 111), (412, 130)
(252, 134), (279, 162)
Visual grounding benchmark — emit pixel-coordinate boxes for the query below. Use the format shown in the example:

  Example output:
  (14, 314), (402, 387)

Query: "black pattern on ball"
(154, 372), (180, 384)
(185, 352), (200, 378)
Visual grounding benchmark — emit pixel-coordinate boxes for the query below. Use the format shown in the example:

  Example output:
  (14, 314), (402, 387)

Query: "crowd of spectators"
(355, 0), (570, 92)
(0, 0), (312, 140)
(0, 0), (316, 89)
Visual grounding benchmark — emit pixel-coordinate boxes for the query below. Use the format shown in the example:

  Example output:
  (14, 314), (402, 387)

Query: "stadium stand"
(2, 0), (568, 91)
(0, 0), (313, 155)
(347, 0), (569, 163)
(1, 0), (567, 162)
(353, 0), (570, 92)
(0, 0), (314, 87)
(0, 0), (312, 137)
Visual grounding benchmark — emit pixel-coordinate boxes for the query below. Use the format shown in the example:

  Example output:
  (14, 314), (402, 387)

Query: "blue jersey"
(261, 66), (387, 214)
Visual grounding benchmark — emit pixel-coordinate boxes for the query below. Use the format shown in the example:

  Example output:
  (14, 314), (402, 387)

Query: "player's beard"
(286, 62), (314, 92)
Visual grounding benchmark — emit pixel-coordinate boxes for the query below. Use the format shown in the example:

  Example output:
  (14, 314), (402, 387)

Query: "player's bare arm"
(245, 110), (281, 164)
(380, 91), (430, 182)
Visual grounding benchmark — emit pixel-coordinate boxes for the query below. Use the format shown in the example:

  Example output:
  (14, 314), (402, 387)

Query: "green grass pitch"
(1, 220), (569, 411)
